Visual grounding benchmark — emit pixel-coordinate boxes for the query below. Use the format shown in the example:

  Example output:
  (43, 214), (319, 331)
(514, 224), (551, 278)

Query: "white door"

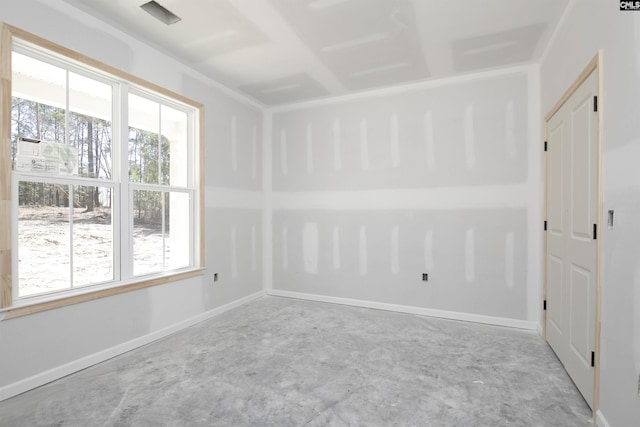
(545, 69), (598, 408)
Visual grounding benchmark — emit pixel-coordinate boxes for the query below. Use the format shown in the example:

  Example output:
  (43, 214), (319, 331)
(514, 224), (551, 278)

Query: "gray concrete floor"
(0, 296), (593, 426)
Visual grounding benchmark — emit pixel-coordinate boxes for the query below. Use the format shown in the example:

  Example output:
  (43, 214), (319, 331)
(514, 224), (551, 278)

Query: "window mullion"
(11, 175), (19, 301)
(158, 104), (162, 185)
(118, 83), (131, 281)
(65, 70), (74, 289)
(189, 111), (195, 188)
(68, 185), (74, 288)
(162, 191), (166, 269)
(190, 188), (196, 268)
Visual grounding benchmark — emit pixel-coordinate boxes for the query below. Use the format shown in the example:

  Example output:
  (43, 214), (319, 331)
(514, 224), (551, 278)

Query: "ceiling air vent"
(140, 1), (181, 25)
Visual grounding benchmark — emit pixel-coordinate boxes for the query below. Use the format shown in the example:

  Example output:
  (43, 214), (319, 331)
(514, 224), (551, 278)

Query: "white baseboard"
(267, 289), (537, 330)
(595, 410), (611, 427)
(0, 290), (266, 402)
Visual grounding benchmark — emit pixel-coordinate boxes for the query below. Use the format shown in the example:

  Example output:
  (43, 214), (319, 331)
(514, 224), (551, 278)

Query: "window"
(0, 25), (204, 316)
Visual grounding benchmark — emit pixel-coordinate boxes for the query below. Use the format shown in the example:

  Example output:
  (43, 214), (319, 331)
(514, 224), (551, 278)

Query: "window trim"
(0, 23), (205, 319)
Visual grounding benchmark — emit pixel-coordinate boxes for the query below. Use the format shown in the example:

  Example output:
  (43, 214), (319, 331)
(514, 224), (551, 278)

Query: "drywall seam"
(390, 113), (400, 167)
(332, 226), (340, 269)
(527, 63), (543, 326)
(358, 225), (367, 275)
(359, 118), (369, 170)
(230, 226), (238, 278)
(505, 231), (515, 288)
(423, 111), (435, 169)
(463, 104), (476, 169)
(538, 0), (578, 67)
(332, 118), (342, 171)
(390, 225), (399, 275)
(228, 0), (346, 96)
(251, 225), (257, 272)
(263, 110), (273, 290)
(280, 129), (288, 176)
(268, 64), (537, 113)
(267, 289), (537, 330)
(271, 185), (529, 210)
(0, 290), (267, 402)
(595, 410), (611, 427)
(204, 188), (263, 209)
(280, 226), (289, 269)
(464, 228), (476, 283)
(423, 229), (434, 270)
(251, 126), (259, 181)
(231, 116), (238, 172)
(302, 222), (319, 274)
(306, 122), (314, 173)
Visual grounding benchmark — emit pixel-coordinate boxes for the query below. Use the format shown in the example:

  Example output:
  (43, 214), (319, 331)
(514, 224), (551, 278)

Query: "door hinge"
(591, 351), (595, 367)
(593, 224), (597, 240)
(544, 220), (547, 231)
(544, 141), (548, 152)
(543, 300), (547, 311)
(593, 96), (598, 112)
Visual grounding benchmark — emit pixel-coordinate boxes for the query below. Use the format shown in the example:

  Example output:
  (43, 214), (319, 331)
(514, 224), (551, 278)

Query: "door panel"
(547, 255), (564, 335)
(571, 96), (595, 240)
(569, 264), (590, 360)
(545, 69), (598, 408)
(548, 124), (564, 234)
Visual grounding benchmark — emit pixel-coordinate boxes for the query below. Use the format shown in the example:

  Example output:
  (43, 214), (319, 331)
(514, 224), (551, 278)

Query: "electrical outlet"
(422, 273), (428, 281)
(214, 273), (218, 282)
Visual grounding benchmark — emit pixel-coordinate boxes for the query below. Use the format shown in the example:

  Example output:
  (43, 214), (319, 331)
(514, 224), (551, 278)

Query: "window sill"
(0, 268), (206, 321)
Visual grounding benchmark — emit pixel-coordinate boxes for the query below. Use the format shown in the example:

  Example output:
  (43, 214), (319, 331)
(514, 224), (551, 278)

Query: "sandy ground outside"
(16, 205), (182, 298)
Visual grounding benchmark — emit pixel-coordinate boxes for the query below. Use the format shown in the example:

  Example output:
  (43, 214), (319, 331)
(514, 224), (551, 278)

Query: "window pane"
(12, 52), (66, 111)
(11, 54), (82, 177)
(128, 94), (189, 187)
(18, 182), (70, 297)
(132, 189), (164, 276)
(11, 99), (70, 174)
(166, 192), (190, 269)
(72, 186), (114, 286)
(132, 189), (191, 275)
(161, 105), (188, 187)
(129, 94), (160, 185)
(69, 72), (113, 180)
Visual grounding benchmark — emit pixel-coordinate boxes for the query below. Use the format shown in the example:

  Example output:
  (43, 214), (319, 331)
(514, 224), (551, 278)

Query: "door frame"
(543, 51), (603, 413)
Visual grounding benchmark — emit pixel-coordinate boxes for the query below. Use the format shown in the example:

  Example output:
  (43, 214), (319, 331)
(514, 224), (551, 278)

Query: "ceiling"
(61, 0), (570, 106)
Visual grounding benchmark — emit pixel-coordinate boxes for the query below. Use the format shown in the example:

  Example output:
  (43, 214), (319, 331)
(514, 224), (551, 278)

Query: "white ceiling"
(61, 0), (569, 106)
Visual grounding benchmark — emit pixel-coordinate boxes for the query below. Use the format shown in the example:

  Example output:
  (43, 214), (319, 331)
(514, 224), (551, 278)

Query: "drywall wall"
(0, 0), (263, 400)
(540, 1), (640, 425)
(272, 74), (528, 191)
(270, 70), (541, 325)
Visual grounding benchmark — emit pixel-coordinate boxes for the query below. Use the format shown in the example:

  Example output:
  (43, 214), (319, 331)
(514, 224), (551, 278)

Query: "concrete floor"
(0, 296), (592, 426)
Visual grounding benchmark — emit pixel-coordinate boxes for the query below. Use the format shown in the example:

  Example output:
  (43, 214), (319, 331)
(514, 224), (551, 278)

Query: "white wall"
(0, 0), (263, 400)
(540, 1), (640, 426)
(268, 69), (542, 327)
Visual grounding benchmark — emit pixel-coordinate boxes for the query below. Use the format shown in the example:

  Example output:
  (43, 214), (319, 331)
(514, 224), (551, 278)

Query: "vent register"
(140, 1), (181, 25)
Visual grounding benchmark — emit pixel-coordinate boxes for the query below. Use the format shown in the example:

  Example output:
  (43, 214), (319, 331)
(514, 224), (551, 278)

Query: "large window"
(0, 25), (203, 315)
